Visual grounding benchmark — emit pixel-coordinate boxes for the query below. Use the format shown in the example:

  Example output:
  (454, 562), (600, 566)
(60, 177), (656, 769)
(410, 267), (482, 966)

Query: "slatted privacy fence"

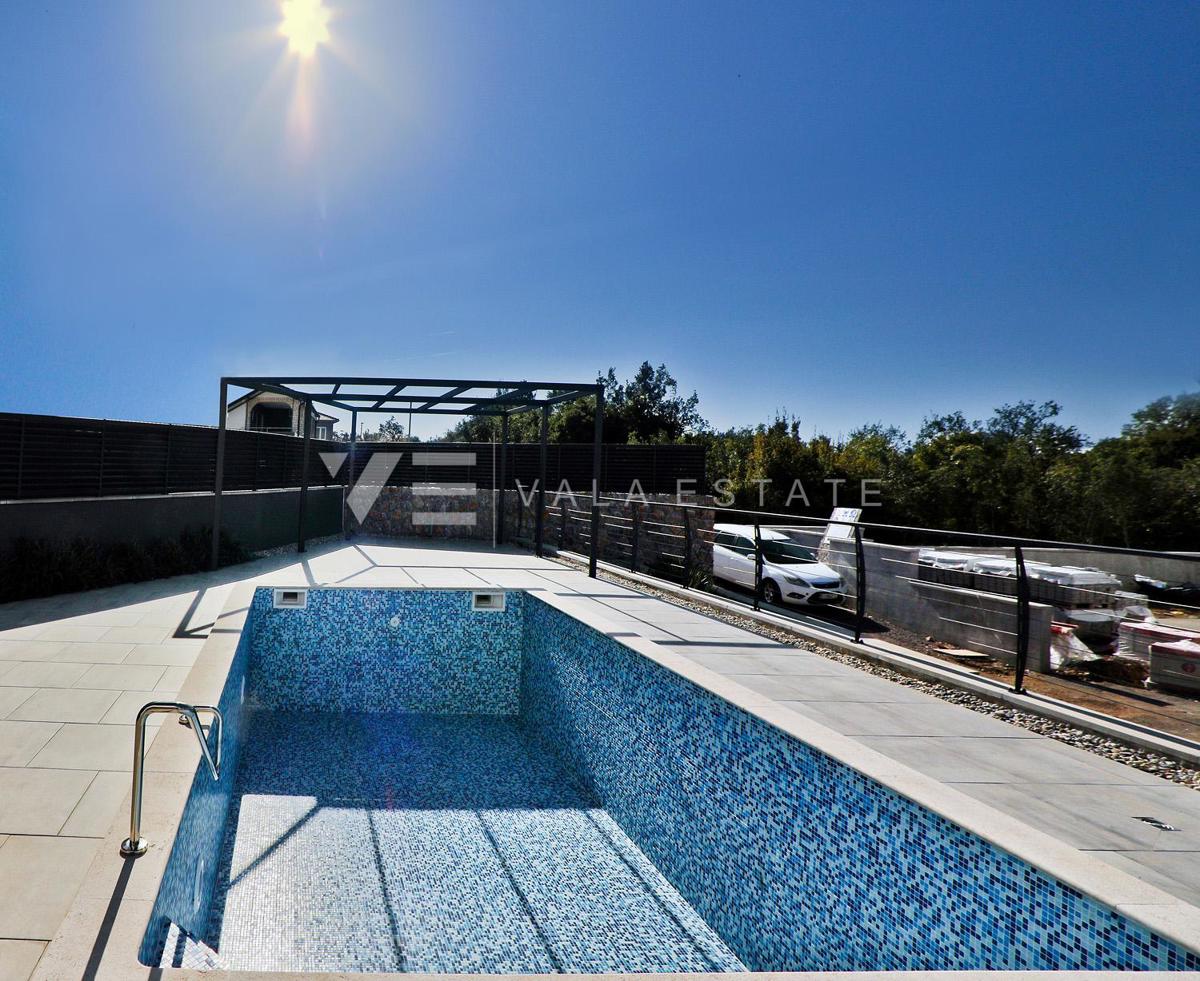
(0, 413), (705, 500)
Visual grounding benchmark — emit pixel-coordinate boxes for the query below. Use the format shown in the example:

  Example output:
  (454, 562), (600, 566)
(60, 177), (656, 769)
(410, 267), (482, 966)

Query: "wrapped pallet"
(1118, 622), (1197, 662)
(1148, 639), (1200, 693)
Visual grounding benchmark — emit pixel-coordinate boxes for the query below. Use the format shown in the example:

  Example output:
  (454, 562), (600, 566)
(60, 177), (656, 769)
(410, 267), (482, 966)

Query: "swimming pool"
(140, 587), (1200, 973)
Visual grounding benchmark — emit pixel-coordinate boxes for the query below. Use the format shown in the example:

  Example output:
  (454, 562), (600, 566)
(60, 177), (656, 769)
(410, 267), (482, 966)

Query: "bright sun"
(279, 0), (331, 58)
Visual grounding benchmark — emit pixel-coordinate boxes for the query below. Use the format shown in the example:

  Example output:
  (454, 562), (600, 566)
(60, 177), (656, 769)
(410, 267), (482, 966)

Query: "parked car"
(712, 523), (844, 606)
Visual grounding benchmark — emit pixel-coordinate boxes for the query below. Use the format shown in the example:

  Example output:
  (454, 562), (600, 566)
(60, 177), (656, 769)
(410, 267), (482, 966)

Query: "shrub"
(0, 528), (248, 604)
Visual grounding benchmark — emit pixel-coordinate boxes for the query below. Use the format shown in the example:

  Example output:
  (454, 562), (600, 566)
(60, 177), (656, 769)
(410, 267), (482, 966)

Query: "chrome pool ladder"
(120, 702), (223, 857)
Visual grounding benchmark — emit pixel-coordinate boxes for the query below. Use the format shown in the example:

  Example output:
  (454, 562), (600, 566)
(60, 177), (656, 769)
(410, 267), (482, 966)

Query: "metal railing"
(120, 702), (223, 857)
(539, 495), (1200, 697)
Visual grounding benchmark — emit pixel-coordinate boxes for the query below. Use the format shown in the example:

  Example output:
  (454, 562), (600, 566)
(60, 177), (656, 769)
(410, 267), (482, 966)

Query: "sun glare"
(279, 0), (331, 58)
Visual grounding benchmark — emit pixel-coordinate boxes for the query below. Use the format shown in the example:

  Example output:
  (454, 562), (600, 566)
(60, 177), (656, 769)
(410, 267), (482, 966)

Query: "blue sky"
(1, 0), (1197, 442)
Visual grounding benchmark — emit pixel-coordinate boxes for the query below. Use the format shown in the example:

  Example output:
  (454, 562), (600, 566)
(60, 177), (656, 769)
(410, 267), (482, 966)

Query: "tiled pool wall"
(140, 623), (251, 959)
(140, 587), (1200, 973)
(246, 588), (526, 713)
(519, 595), (1200, 972)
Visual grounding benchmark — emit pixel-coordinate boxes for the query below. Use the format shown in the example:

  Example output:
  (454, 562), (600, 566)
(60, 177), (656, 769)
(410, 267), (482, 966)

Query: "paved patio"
(2, 538), (1200, 980)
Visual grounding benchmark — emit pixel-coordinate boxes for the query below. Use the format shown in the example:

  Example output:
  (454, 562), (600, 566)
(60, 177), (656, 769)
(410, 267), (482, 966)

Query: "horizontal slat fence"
(0, 413), (344, 500)
(0, 413), (705, 501)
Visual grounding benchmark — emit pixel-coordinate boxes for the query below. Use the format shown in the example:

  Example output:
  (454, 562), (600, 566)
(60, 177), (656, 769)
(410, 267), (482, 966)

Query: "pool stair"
(156, 922), (226, 970)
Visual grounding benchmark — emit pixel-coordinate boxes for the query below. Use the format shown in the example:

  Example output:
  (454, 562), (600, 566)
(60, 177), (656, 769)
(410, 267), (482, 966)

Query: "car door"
(729, 534), (758, 587)
(712, 532), (738, 582)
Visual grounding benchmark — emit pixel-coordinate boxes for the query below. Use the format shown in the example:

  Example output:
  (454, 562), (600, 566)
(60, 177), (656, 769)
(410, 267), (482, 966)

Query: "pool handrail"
(120, 701), (222, 858)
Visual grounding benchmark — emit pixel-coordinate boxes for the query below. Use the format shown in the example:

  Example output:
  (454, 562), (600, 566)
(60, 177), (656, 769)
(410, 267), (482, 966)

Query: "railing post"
(559, 499), (567, 550)
(630, 502), (641, 573)
(535, 404), (548, 557)
(753, 523), (763, 611)
(296, 399), (312, 554)
(588, 388), (604, 577)
(1013, 544), (1030, 693)
(496, 413), (508, 545)
(683, 508), (693, 587)
(854, 524), (867, 643)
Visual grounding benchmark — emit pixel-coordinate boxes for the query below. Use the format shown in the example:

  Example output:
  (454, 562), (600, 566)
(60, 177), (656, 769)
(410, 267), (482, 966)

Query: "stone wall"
(346, 486), (497, 541)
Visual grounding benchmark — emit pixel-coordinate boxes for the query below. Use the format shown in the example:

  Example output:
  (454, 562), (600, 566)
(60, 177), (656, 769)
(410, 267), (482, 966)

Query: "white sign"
(823, 507), (862, 542)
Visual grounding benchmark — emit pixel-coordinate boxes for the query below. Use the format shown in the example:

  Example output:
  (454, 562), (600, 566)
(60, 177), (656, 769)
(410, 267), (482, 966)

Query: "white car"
(712, 523), (844, 607)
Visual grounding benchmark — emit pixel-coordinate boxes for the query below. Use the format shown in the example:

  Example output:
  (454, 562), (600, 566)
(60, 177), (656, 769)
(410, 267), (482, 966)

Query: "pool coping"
(34, 580), (1200, 980)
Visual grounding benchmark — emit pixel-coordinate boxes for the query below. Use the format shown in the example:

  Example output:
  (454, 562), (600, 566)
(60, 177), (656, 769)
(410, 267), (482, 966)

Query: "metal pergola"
(211, 376), (604, 575)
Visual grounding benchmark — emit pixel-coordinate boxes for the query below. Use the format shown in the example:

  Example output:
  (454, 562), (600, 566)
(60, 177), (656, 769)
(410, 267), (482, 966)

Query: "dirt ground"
(881, 618), (1200, 743)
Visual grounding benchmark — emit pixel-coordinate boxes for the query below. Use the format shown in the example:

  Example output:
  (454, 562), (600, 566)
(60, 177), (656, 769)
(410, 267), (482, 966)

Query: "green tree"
(359, 416), (411, 441)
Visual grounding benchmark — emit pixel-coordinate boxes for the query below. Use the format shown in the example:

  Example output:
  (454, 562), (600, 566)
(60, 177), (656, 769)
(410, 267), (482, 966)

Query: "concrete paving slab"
(120, 642), (202, 666)
(958, 781), (1200, 852)
(0, 687), (35, 718)
(0, 662), (90, 690)
(1082, 848), (1200, 909)
(724, 672), (933, 703)
(72, 664), (166, 692)
(35, 623), (110, 643)
(0, 768), (95, 835)
(99, 690), (175, 726)
(0, 641), (67, 662)
(47, 642), (133, 664)
(0, 940), (46, 981)
(0, 835), (101, 940)
(0, 625), (49, 641)
(0, 722), (61, 766)
(28, 723), (139, 771)
(59, 771), (132, 838)
(156, 665), (192, 690)
(8, 688), (120, 724)
(779, 697), (1045, 738)
(673, 649), (857, 676)
(858, 735), (1173, 787)
(98, 624), (173, 645)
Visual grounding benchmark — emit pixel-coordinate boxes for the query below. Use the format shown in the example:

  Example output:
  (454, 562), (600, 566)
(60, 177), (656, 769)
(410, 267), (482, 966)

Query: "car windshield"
(761, 539), (818, 564)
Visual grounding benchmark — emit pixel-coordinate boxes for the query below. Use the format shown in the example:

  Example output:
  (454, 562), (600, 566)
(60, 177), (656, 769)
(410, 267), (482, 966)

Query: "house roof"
(227, 389), (337, 423)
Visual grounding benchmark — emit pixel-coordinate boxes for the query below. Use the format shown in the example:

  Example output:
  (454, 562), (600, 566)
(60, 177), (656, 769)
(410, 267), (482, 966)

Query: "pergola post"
(588, 388), (604, 577)
(297, 398), (312, 554)
(497, 413), (509, 545)
(210, 379), (229, 571)
(347, 409), (358, 538)
(535, 404), (549, 557)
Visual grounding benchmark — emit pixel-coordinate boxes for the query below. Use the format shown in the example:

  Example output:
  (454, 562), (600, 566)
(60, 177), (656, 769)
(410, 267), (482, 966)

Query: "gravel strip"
(251, 534), (345, 559)
(553, 556), (1200, 791)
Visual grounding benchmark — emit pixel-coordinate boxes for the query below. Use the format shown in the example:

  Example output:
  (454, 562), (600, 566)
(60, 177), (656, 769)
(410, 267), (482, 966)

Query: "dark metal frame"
(580, 496), (1200, 695)
(211, 376), (604, 575)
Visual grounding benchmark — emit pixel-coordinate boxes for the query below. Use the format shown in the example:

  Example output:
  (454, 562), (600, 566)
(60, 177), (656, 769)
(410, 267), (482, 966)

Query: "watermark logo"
(411, 452), (477, 527)
(321, 451), (478, 526)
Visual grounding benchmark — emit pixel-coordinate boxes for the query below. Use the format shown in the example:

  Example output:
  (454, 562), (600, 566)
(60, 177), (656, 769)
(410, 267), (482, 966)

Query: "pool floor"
(191, 711), (745, 973)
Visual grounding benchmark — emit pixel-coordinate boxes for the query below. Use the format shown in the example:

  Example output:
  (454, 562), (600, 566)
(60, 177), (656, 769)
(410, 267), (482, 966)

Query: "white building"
(226, 390), (337, 440)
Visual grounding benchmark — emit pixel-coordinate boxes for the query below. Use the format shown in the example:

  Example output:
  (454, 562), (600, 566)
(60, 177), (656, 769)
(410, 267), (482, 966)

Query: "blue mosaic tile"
(520, 594), (1200, 972)
(247, 588), (525, 714)
(201, 711), (743, 973)
(141, 587), (1200, 973)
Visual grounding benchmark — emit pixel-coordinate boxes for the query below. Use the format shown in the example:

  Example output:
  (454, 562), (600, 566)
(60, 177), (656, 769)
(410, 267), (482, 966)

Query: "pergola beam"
(212, 374), (605, 577)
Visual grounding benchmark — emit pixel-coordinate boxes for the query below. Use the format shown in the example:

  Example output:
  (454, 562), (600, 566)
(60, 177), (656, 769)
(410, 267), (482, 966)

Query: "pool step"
(158, 921), (226, 971)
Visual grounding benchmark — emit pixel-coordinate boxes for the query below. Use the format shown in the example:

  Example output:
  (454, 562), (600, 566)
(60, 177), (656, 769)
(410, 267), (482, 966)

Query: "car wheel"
(761, 579), (782, 605)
